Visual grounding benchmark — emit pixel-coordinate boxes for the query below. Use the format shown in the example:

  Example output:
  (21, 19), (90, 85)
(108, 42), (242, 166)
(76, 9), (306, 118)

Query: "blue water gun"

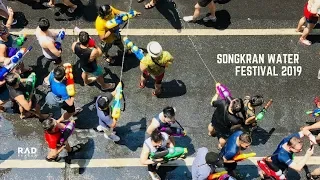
(111, 82), (123, 121)
(54, 30), (65, 50)
(0, 46), (32, 81)
(106, 10), (138, 29)
(123, 37), (144, 60)
(306, 108), (320, 117)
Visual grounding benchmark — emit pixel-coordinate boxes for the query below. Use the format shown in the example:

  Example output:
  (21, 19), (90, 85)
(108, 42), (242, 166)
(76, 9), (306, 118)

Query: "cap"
(205, 152), (223, 167)
(147, 41), (163, 58)
(97, 93), (113, 110)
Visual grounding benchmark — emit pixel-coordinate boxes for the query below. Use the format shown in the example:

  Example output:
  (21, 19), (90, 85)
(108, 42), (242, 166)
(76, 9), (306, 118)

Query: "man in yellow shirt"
(95, 5), (140, 64)
(140, 41), (174, 97)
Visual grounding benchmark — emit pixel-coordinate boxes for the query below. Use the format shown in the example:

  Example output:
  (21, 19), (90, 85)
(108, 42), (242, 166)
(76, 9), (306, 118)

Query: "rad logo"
(18, 147), (37, 157)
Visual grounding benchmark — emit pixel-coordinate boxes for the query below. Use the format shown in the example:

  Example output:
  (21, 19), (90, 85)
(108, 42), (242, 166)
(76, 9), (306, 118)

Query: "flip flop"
(73, 107), (83, 116)
(105, 57), (115, 64)
(69, 144), (82, 153)
(139, 81), (145, 89)
(101, 83), (116, 91)
(145, 2), (156, 9)
(42, 2), (55, 8)
(152, 90), (161, 97)
(46, 156), (61, 162)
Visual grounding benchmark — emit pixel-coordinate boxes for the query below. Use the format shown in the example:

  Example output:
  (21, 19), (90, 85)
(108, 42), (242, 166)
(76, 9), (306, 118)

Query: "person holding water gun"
(146, 106), (185, 144)
(192, 147), (224, 180)
(5, 72), (50, 120)
(140, 129), (174, 180)
(258, 128), (316, 179)
(139, 41), (174, 96)
(208, 97), (244, 149)
(72, 31), (115, 90)
(219, 130), (252, 178)
(45, 66), (82, 123)
(0, 8), (31, 75)
(242, 95), (264, 131)
(95, 93), (120, 142)
(95, 4), (141, 64)
(41, 117), (81, 162)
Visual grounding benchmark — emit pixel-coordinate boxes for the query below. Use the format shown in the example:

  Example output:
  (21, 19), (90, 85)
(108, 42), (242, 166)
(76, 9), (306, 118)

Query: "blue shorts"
(82, 65), (103, 77)
(0, 87), (9, 102)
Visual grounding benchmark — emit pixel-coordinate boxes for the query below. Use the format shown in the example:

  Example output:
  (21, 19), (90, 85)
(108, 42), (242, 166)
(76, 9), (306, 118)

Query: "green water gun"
(14, 34), (26, 47)
(256, 99), (273, 121)
(149, 147), (187, 161)
(25, 72), (36, 101)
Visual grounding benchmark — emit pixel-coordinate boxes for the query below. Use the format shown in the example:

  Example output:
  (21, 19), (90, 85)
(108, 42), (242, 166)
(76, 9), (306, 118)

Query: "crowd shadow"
(214, 0), (232, 4)
(0, 11), (28, 28)
(73, 98), (97, 129)
(116, 118), (147, 151)
(157, 160), (191, 180)
(156, 0), (182, 30)
(250, 127), (275, 146)
(195, 10), (231, 30)
(157, 80), (186, 98)
(66, 138), (95, 175)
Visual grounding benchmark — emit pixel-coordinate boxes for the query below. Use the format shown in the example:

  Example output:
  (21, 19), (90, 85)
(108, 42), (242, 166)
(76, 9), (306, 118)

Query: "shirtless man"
(296, 0), (320, 45)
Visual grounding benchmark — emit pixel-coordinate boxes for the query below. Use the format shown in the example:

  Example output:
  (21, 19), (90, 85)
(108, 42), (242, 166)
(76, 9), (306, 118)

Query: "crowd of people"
(0, 1), (319, 180)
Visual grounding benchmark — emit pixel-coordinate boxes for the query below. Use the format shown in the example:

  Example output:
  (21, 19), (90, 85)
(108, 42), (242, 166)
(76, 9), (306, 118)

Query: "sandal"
(69, 144), (81, 153)
(67, 5), (77, 13)
(139, 81), (146, 89)
(73, 107), (83, 116)
(300, 39), (312, 46)
(45, 156), (61, 162)
(101, 83), (116, 91)
(42, 2), (55, 8)
(105, 57), (115, 64)
(145, 2), (156, 9)
(152, 90), (161, 97)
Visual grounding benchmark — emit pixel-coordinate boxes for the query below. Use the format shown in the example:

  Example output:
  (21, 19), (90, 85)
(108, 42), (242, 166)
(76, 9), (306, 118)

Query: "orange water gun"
(233, 152), (256, 162)
(63, 63), (76, 96)
(207, 171), (228, 180)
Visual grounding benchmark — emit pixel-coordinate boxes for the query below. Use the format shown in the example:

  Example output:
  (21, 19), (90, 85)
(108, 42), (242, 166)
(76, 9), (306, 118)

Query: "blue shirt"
(192, 147), (212, 180)
(220, 131), (243, 160)
(49, 72), (69, 100)
(271, 133), (300, 171)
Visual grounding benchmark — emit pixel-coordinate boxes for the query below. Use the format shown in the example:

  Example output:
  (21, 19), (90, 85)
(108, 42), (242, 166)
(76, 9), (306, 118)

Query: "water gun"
(59, 120), (75, 146)
(159, 127), (186, 137)
(111, 82), (123, 121)
(54, 30), (65, 50)
(215, 82), (232, 102)
(74, 27), (95, 47)
(7, 34), (27, 57)
(306, 108), (320, 117)
(0, 46), (32, 81)
(207, 171), (227, 180)
(63, 63), (75, 97)
(123, 37), (145, 60)
(149, 147), (187, 161)
(106, 10), (139, 29)
(233, 152), (256, 161)
(256, 99), (273, 121)
(25, 72), (36, 101)
(257, 159), (286, 180)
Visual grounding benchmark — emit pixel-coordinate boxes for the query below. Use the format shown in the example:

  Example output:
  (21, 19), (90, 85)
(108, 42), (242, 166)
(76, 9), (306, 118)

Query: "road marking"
(9, 28), (320, 36)
(0, 157), (320, 168)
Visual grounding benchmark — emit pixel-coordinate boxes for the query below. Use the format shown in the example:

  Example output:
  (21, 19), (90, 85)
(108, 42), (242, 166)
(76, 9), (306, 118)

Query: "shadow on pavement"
(0, 168), (12, 178)
(156, 0), (182, 30)
(0, 150), (14, 160)
(195, 10), (231, 30)
(157, 80), (186, 98)
(250, 127), (275, 146)
(74, 98), (97, 129)
(157, 161), (192, 180)
(214, 0), (232, 4)
(175, 135), (196, 157)
(116, 118), (147, 151)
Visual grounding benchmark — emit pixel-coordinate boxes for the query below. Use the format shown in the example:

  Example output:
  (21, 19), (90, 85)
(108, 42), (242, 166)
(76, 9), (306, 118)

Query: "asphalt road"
(0, 0), (320, 179)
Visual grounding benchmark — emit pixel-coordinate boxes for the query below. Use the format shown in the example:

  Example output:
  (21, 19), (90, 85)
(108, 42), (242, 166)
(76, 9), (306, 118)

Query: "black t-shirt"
(7, 83), (26, 99)
(74, 42), (97, 73)
(211, 99), (242, 129)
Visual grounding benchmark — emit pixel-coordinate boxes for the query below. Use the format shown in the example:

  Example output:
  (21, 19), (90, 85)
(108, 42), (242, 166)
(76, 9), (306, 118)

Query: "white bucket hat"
(147, 41), (163, 58)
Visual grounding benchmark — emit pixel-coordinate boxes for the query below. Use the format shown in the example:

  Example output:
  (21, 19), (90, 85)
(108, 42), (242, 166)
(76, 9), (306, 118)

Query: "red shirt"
(44, 126), (61, 149)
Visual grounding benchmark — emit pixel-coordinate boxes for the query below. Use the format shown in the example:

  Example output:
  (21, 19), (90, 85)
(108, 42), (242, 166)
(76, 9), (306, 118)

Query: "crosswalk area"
(1, 0), (320, 179)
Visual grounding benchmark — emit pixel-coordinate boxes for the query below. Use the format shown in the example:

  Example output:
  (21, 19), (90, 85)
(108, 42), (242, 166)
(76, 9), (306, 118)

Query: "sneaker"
(148, 171), (160, 180)
(183, 16), (194, 22)
(96, 125), (104, 132)
(300, 39), (311, 46)
(203, 15), (217, 22)
(104, 133), (120, 142)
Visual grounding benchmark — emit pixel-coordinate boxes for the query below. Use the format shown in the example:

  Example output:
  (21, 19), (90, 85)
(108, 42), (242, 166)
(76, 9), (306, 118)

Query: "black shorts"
(46, 57), (62, 65)
(211, 119), (231, 139)
(61, 101), (75, 113)
(198, 0), (213, 7)
(224, 162), (237, 172)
